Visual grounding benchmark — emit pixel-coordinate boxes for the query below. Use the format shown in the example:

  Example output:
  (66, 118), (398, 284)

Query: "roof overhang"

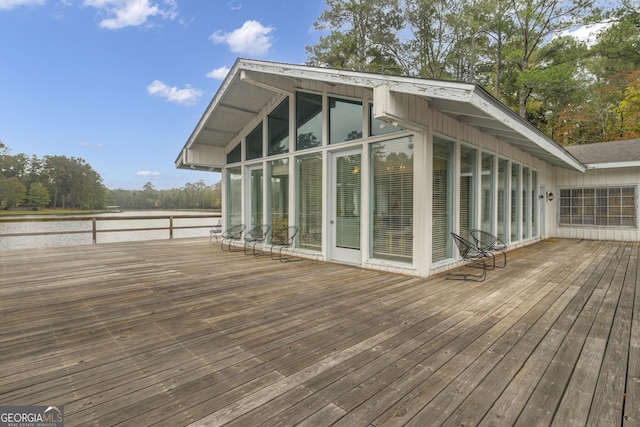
(176, 58), (585, 173)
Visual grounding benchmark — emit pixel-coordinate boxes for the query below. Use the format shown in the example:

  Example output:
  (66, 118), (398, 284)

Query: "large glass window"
(511, 163), (520, 242)
(329, 97), (363, 144)
(268, 97), (289, 155)
(497, 159), (509, 242)
(250, 168), (263, 228)
(296, 92), (322, 150)
(481, 153), (495, 234)
(522, 167), (530, 240)
(560, 186), (637, 227)
(460, 146), (477, 241)
(246, 123), (263, 160)
(227, 143), (241, 164)
(227, 167), (242, 226)
(269, 159), (289, 232)
(371, 137), (413, 262)
(433, 137), (454, 263)
(297, 153), (323, 251)
(532, 170), (538, 237)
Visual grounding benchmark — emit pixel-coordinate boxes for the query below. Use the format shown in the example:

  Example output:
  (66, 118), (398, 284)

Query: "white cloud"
(206, 66), (230, 80)
(136, 170), (161, 177)
(210, 20), (274, 56)
(561, 22), (612, 47)
(147, 80), (203, 106)
(83, 0), (178, 29)
(0, 0), (44, 10)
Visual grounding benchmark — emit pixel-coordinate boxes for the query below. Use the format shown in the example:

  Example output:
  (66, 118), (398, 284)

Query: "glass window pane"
(269, 159), (289, 232)
(227, 167), (242, 226)
(522, 167), (529, 239)
(511, 163), (520, 242)
(481, 153), (495, 234)
(532, 170), (538, 236)
(227, 143), (241, 164)
(268, 98), (289, 155)
(297, 154), (323, 251)
(460, 146), (476, 241)
(433, 137), (453, 262)
(336, 154), (361, 249)
(246, 123), (263, 160)
(559, 185), (637, 228)
(371, 137), (413, 262)
(250, 168), (263, 228)
(497, 159), (508, 241)
(296, 92), (322, 150)
(329, 97), (363, 144)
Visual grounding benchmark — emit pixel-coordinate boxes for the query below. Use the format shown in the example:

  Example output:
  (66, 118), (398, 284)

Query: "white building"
(176, 59), (638, 277)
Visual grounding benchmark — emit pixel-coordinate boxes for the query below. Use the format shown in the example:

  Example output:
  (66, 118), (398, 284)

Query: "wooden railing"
(0, 214), (221, 244)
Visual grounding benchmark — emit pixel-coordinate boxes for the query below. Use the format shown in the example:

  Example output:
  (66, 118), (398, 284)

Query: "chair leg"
(496, 251), (507, 268)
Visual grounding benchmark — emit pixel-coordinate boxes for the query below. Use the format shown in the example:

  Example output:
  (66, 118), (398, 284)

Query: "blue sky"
(0, 0), (326, 189)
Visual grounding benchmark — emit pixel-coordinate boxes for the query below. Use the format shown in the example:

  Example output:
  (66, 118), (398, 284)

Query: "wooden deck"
(0, 238), (638, 426)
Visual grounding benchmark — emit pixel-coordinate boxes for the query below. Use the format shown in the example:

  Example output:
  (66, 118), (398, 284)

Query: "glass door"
(330, 149), (362, 264)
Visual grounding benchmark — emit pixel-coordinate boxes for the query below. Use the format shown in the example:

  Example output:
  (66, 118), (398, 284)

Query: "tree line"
(0, 142), (221, 211)
(307, 0), (640, 145)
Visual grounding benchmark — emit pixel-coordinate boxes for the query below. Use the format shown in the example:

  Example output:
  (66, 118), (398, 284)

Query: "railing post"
(169, 216), (174, 239)
(92, 218), (97, 244)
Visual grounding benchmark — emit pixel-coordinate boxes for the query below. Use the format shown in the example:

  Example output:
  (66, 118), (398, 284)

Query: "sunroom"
(176, 59), (585, 277)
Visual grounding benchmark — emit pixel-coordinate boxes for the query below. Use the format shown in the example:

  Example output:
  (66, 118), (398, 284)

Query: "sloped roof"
(177, 58), (585, 172)
(564, 138), (640, 168)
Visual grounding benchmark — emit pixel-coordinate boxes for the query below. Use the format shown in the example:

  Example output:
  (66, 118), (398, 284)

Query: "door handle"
(330, 220), (335, 224)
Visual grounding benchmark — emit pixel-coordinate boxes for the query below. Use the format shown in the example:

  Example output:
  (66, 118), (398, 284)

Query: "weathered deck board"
(0, 238), (637, 426)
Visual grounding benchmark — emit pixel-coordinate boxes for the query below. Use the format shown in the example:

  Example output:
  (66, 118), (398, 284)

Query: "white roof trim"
(586, 161), (640, 169)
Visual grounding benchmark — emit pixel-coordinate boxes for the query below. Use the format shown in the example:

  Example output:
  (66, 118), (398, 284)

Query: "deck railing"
(0, 213), (221, 244)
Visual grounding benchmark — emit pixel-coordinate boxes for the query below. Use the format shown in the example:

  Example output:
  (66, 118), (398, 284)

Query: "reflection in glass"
(329, 98), (363, 144)
(296, 92), (322, 150)
(269, 98), (289, 155)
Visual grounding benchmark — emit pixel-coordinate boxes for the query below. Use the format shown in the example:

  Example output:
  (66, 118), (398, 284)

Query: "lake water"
(0, 210), (220, 250)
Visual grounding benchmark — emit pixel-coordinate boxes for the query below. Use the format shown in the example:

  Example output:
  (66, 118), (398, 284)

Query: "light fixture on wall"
(546, 192), (554, 202)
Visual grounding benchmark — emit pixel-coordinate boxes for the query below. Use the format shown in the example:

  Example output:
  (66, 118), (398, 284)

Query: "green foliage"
(105, 180), (221, 210)
(308, 0), (638, 145)
(27, 182), (50, 210)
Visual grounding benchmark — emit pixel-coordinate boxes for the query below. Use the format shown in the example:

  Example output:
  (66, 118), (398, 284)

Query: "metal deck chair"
(470, 229), (507, 268)
(220, 224), (245, 251)
(209, 218), (222, 243)
(243, 224), (271, 256)
(447, 232), (491, 282)
(269, 225), (299, 262)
